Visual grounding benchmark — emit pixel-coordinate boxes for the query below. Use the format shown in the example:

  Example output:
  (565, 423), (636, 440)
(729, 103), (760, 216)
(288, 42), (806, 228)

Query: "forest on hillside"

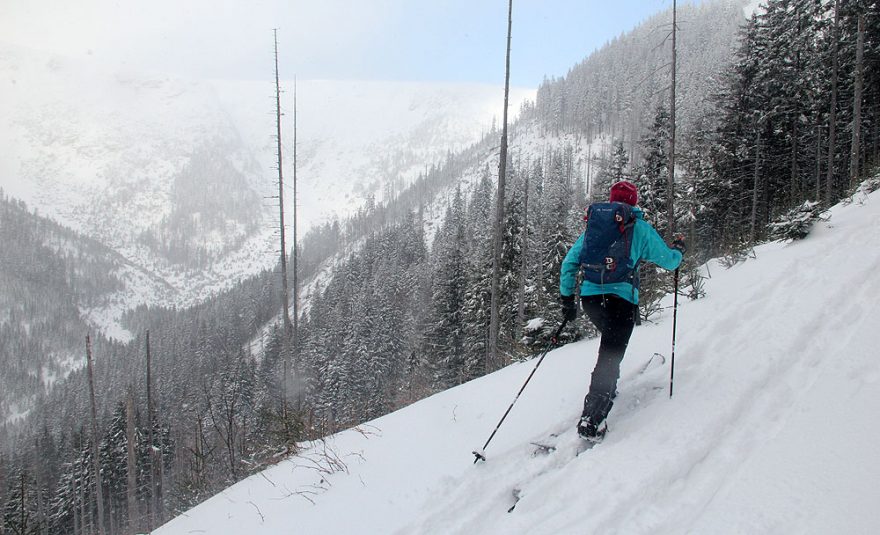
(2, 1), (879, 534)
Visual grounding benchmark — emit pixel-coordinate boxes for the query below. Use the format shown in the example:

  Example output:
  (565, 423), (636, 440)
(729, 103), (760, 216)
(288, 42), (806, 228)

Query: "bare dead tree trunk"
(85, 335), (105, 535)
(825, 0), (840, 205)
(292, 76), (300, 409)
(125, 390), (138, 534)
(272, 30), (295, 439)
(273, 30), (292, 336)
(488, 0), (514, 370)
(667, 0), (677, 240)
(851, 12), (865, 188)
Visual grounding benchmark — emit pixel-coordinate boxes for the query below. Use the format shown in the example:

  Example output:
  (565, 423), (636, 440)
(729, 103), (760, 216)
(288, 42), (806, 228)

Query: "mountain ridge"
(0, 39), (535, 314)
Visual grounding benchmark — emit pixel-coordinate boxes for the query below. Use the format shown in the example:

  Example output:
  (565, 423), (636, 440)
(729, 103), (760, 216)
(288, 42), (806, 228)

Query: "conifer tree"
(461, 170), (496, 379)
(608, 139), (631, 184)
(3, 469), (44, 535)
(539, 153), (576, 301)
(428, 188), (468, 386)
(636, 105), (671, 233)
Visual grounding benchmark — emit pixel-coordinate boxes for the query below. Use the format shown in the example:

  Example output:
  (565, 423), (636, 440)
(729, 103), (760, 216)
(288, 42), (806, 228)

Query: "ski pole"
(473, 319), (568, 463)
(669, 268), (680, 398)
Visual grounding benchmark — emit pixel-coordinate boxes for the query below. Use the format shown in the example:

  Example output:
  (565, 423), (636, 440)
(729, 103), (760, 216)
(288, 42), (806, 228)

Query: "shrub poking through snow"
(768, 200), (828, 241)
(860, 174), (880, 195)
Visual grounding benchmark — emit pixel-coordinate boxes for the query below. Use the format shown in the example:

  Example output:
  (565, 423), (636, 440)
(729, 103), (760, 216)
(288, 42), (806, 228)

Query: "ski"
(507, 488), (522, 512)
(530, 432), (561, 456)
(504, 348), (665, 512)
(507, 429), (605, 512)
(530, 442), (556, 455)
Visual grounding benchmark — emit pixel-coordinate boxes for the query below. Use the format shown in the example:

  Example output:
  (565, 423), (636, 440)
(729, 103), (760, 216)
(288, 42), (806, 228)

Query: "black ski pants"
(581, 294), (636, 403)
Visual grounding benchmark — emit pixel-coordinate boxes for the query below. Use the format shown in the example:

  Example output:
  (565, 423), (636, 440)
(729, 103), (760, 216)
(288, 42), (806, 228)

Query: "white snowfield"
(157, 188), (880, 534)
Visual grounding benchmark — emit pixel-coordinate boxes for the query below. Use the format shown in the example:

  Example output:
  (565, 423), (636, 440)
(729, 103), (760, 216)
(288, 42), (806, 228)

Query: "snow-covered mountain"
(155, 186), (880, 535)
(0, 40), (534, 313)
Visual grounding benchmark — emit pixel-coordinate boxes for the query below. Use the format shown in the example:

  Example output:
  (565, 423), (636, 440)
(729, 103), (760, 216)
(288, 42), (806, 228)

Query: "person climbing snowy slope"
(559, 180), (685, 441)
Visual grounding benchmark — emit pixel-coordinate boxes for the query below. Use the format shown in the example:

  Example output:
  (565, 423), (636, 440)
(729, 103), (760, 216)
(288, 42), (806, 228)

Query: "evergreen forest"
(2, 1), (879, 533)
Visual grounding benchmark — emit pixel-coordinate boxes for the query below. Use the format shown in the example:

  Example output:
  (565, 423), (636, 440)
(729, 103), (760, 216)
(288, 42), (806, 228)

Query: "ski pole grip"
(550, 318), (568, 346)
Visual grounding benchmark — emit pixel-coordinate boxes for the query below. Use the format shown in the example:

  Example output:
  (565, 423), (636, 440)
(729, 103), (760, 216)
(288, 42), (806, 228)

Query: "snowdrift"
(157, 189), (880, 534)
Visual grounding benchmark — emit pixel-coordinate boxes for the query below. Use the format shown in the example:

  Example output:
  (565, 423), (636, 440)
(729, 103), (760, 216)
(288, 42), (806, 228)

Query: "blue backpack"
(579, 202), (638, 286)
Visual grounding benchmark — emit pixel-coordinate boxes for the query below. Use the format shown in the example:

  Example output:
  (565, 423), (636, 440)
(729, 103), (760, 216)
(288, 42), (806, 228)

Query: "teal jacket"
(560, 207), (682, 304)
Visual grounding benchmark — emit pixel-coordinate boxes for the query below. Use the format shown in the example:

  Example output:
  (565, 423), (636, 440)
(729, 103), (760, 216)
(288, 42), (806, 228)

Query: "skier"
(559, 180), (685, 441)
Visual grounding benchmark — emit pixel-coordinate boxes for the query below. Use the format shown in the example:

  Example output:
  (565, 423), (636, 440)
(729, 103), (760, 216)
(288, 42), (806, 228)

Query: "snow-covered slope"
(155, 188), (880, 534)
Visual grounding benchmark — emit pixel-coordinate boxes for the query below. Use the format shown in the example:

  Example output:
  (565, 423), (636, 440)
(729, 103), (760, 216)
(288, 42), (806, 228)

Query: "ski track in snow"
(156, 190), (880, 534)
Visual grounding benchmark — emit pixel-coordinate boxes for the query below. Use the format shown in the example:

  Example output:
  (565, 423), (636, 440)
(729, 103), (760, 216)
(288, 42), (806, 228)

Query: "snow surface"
(156, 189), (880, 534)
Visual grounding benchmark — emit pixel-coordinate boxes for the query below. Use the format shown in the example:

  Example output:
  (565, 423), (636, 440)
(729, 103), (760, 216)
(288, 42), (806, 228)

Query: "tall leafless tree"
(292, 76), (300, 409)
(273, 30), (295, 428)
(488, 0), (513, 370)
(274, 30), (292, 336)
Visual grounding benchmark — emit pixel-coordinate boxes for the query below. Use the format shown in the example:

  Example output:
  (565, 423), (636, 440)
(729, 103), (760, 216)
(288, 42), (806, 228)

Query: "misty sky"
(2, 0), (691, 88)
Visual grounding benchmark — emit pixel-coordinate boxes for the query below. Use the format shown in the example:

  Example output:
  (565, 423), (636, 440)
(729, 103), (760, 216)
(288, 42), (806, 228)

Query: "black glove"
(672, 236), (687, 255)
(559, 294), (578, 322)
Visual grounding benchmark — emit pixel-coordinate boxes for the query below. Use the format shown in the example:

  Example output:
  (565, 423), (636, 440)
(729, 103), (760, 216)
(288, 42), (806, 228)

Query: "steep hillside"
(0, 193), (162, 421)
(0, 41), (533, 309)
(156, 186), (880, 535)
(530, 0), (747, 160)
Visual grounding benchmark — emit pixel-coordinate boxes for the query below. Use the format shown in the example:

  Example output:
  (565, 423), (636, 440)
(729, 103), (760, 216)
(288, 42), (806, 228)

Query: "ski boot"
(576, 415), (608, 443)
(577, 393), (613, 442)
